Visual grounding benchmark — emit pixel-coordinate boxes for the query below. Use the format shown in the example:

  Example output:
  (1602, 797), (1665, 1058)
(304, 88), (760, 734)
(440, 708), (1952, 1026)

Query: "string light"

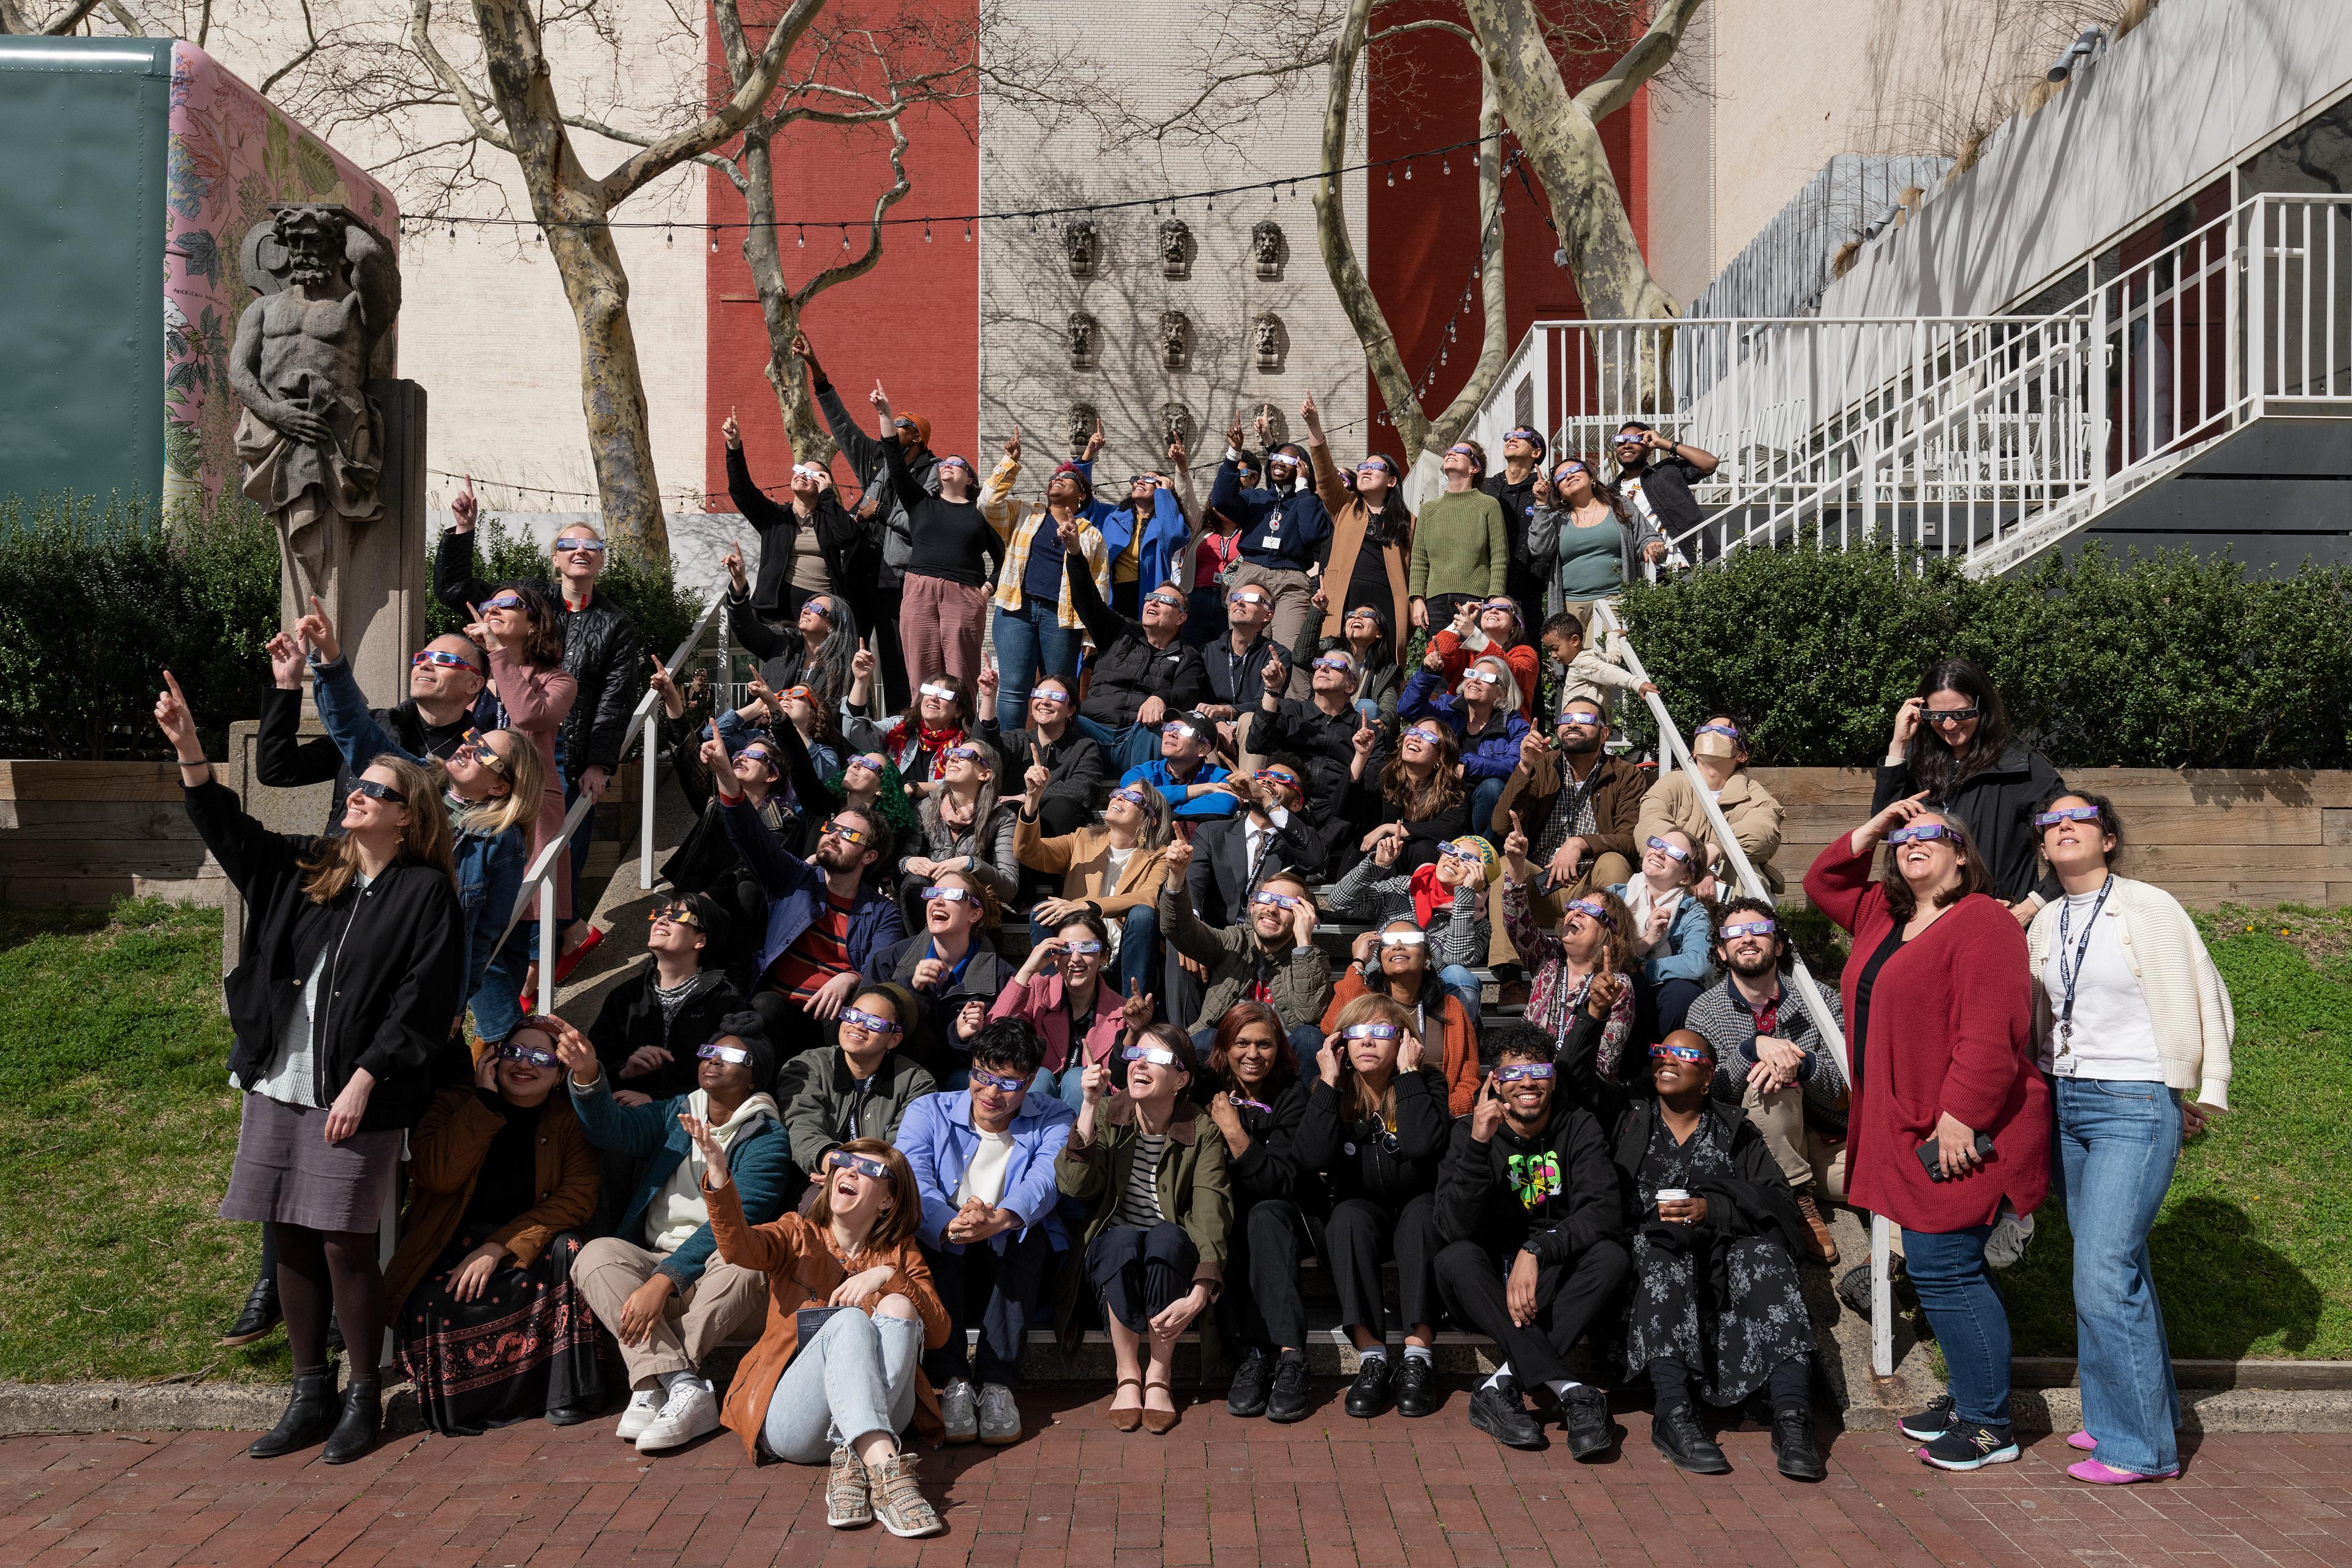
(796, 225), (805, 247)
(840, 226), (850, 251)
(924, 219), (932, 242)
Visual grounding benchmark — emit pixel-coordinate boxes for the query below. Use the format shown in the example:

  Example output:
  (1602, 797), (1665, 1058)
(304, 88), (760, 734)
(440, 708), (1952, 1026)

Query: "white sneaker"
(635, 1381), (720, 1453)
(1985, 1206), (2037, 1270)
(940, 1378), (978, 1444)
(615, 1387), (665, 1442)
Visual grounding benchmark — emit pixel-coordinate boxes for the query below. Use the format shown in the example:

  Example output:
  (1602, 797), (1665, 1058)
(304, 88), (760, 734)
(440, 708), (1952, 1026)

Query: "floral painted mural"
(161, 42), (399, 515)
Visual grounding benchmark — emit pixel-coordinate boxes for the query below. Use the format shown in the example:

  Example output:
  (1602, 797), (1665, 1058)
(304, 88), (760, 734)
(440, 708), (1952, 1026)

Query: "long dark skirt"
(396, 1228), (604, 1436)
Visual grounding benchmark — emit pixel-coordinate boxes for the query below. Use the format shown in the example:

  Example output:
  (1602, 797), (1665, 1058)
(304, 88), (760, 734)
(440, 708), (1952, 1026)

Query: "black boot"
(322, 1376), (382, 1465)
(1651, 1403), (1731, 1476)
(1771, 1408), (1827, 1482)
(248, 1366), (339, 1459)
(221, 1275), (281, 1348)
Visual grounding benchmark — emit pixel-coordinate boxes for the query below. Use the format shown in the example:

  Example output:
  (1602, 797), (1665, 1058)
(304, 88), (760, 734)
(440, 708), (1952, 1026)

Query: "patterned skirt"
(1618, 1231), (1812, 1407)
(396, 1228), (605, 1436)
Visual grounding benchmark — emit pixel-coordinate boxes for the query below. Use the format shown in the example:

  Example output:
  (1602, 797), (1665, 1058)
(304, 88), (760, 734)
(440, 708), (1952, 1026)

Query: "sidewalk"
(6, 1387), (2345, 1568)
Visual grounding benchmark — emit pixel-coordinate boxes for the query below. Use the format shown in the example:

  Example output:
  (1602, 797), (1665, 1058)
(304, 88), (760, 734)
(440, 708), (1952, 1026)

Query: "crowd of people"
(160, 374), (2237, 1531)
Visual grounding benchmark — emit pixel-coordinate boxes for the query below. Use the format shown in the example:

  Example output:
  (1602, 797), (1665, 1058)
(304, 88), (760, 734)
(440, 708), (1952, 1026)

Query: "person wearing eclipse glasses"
(386, 1024), (603, 1437)
(552, 1010), (796, 1455)
(872, 380), (1003, 691)
(1059, 1024), (1233, 1434)
(1207, 405), (1335, 699)
(1610, 826), (1717, 1039)
(1247, 643), (1385, 858)
(1406, 435), (1508, 634)
(892, 733), (1020, 921)
(1637, 712), (1787, 895)
(1325, 834), (1494, 1028)
(1158, 833), (1333, 1057)
(1604, 420), (1714, 565)
(979, 429), (1112, 732)
(1118, 706), (1243, 822)
(976, 672), (1106, 840)
(160, 672), (462, 1466)
(775, 982), (937, 1181)
(1499, 814), (1639, 1087)
(1482, 424), (1552, 633)
(1324, 916), (1483, 1115)
(585, 892), (747, 1104)
(1298, 393), (1413, 667)
(1432, 1020), (1627, 1458)
(1398, 646), (1532, 844)
(1421, 594), (1540, 723)
(1014, 769), (1173, 1006)
(1530, 448), (1666, 626)
(859, 867), (1011, 1083)
(720, 399), (868, 626)
(1060, 537), (1213, 774)
(1183, 756), (1323, 927)
(897, 1017), (1079, 1448)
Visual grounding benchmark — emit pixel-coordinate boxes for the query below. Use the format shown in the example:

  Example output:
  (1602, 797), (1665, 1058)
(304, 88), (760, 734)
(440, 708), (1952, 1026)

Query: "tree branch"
(97, 0), (139, 33)
(1574, 0), (1705, 122)
(598, 0), (828, 207)
(258, 0), (322, 99)
(1428, 66), (1508, 447)
(409, 0), (514, 154)
(792, 110), (910, 309)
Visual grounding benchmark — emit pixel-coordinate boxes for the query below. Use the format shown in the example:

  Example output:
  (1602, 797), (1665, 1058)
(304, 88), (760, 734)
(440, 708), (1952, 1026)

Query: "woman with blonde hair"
(157, 673), (464, 1467)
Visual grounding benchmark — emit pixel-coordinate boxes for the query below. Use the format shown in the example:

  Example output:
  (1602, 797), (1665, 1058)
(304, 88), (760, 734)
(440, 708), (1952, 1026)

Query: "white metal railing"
(1468, 192), (2352, 578)
(499, 584), (729, 1016)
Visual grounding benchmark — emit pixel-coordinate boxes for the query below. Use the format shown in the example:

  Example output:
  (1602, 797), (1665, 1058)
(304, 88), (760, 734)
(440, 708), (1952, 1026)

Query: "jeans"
(563, 774), (594, 927)
(1072, 714), (1164, 775)
(1902, 1223), (2010, 1426)
(992, 602), (1082, 732)
(2055, 1076), (2182, 1475)
(1436, 964), (1483, 1023)
(470, 928), (529, 1042)
(760, 1308), (922, 1463)
(1466, 775), (1507, 842)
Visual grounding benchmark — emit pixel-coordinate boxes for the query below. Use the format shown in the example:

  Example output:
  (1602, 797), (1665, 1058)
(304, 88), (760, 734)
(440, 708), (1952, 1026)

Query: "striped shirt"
(1114, 1132), (1169, 1226)
(979, 457), (1112, 628)
(767, 889), (858, 1005)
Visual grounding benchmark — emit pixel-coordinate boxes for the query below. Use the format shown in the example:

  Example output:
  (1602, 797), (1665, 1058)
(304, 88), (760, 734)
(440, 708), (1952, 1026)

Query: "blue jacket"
(1609, 880), (1716, 989)
(1208, 459), (1331, 573)
(568, 1073), (798, 1290)
(311, 653), (526, 1001)
(1120, 756), (1242, 821)
(1095, 487), (1190, 592)
(718, 793), (905, 979)
(896, 1088), (1078, 1254)
(1397, 669), (1531, 784)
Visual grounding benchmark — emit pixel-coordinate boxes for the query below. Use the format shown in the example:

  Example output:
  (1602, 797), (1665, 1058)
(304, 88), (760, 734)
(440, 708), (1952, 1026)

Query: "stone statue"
(1160, 402), (1194, 452)
(1251, 219), (1285, 279)
(229, 203), (400, 616)
(1159, 309), (1190, 371)
(1063, 219), (1099, 278)
(1254, 312), (1285, 374)
(1068, 403), (1098, 457)
(1068, 311), (1099, 371)
(1159, 217), (1190, 278)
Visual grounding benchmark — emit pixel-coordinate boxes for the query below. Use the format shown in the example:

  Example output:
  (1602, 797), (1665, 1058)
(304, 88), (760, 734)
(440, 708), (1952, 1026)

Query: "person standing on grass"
(157, 673), (461, 1467)
(2027, 789), (2233, 1487)
(1406, 440), (1508, 635)
(1804, 795), (2045, 1473)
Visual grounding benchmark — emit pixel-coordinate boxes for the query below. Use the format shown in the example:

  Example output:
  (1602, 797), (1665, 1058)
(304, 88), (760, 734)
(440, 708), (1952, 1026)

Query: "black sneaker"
(1343, 1355), (1394, 1419)
(1651, 1403), (1731, 1476)
(1560, 1384), (1616, 1460)
(1266, 1350), (1313, 1424)
(1226, 1346), (1273, 1418)
(1898, 1392), (1956, 1442)
(1394, 1355), (1440, 1418)
(1771, 1409), (1827, 1482)
(1836, 1262), (1875, 1322)
(1467, 1378), (1546, 1450)
(1916, 1420), (2019, 1472)
(220, 1276), (281, 1348)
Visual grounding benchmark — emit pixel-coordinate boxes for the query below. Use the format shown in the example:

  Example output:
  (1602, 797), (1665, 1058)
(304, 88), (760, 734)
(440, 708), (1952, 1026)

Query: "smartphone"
(1917, 1133), (1996, 1183)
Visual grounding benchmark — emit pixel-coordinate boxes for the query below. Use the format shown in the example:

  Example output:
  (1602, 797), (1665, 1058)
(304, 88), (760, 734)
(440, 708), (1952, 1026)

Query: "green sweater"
(1408, 489), (1509, 600)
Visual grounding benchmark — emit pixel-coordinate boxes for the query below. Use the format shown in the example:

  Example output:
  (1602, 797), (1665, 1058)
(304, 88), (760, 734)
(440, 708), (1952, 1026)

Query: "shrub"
(1615, 542), (2352, 769)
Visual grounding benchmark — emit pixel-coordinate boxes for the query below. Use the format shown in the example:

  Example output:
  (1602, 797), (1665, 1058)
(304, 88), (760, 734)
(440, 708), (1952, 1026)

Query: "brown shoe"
(1109, 1376), (1144, 1432)
(825, 1444), (872, 1529)
(1795, 1191), (1840, 1265)
(1142, 1378), (1180, 1434)
(868, 1452), (945, 1539)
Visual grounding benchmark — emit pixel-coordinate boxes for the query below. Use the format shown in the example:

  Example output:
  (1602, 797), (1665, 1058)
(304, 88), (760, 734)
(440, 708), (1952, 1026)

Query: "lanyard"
(2053, 876), (2114, 1057)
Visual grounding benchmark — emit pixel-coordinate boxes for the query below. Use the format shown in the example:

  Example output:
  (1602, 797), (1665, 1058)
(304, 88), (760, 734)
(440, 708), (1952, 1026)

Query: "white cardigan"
(2027, 875), (2234, 1109)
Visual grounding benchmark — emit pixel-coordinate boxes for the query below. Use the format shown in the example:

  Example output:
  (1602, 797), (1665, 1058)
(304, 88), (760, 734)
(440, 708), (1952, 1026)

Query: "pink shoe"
(2067, 1430), (2097, 1451)
(2069, 1458), (2176, 1485)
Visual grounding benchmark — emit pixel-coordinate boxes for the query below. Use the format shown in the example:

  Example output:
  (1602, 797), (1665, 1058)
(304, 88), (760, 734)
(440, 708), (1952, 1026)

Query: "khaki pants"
(1226, 561), (1317, 699)
(576, 1236), (769, 1388)
(1484, 850), (1635, 968)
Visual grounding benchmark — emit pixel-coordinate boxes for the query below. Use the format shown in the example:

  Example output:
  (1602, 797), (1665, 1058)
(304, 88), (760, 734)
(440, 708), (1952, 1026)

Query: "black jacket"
(1065, 547), (1210, 727)
(725, 443), (873, 621)
(1613, 452), (1708, 535)
(1433, 1095), (1621, 1264)
(254, 684), (485, 835)
(434, 529), (644, 775)
(1224, 1080), (1325, 1217)
(1186, 809), (1322, 929)
(980, 723), (1105, 818)
(1608, 1097), (1807, 1291)
(859, 933), (1011, 1083)
(1874, 738), (2065, 905)
(1484, 470), (1542, 569)
(814, 377), (934, 586)
(1293, 1065), (1450, 1211)
(187, 778), (462, 1134)
(587, 966), (747, 1101)
(1204, 630), (1276, 715)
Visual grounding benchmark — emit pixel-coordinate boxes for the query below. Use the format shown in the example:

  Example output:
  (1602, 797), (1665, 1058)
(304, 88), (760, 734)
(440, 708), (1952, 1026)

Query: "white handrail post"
(641, 704), (657, 892)
(537, 878), (556, 1017)
(2249, 195), (2269, 422)
(2090, 281), (2110, 512)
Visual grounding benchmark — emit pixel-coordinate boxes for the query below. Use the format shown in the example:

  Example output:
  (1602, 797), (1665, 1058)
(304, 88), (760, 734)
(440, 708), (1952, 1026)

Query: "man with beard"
(717, 788), (907, 1042)
(1490, 702), (1653, 947)
(1683, 897), (1848, 1265)
(1433, 1021), (1629, 1455)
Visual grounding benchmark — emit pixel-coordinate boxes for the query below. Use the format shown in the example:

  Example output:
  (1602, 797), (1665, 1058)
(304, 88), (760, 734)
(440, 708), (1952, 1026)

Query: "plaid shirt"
(981, 456), (1111, 629)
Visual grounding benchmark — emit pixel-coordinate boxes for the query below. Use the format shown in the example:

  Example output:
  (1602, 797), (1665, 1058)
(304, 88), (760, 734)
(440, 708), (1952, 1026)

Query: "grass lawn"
(0, 896), (2341, 1383)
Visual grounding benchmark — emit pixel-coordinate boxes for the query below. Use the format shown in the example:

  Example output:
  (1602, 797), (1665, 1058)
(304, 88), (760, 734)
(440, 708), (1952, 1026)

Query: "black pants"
(1434, 1237), (1632, 1386)
(1325, 1192), (1441, 1341)
(1653, 1352), (1811, 1415)
(1422, 593), (1479, 641)
(869, 580), (910, 714)
(1221, 1199), (1318, 1352)
(922, 1227), (1053, 1388)
(1088, 1221), (1197, 1334)
(1506, 560), (1551, 647)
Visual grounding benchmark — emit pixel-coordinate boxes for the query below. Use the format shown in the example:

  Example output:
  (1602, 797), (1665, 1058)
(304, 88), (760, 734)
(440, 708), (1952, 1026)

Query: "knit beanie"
(1449, 835), (1501, 887)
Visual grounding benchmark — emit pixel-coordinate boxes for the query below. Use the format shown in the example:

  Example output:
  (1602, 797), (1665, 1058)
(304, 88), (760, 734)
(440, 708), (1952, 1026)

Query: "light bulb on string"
(1385, 167), (1394, 187)
(1442, 157), (1451, 176)
(840, 226), (850, 251)
(1404, 160), (1413, 181)
(796, 225), (805, 247)
(924, 219), (933, 243)
(963, 220), (973, 241)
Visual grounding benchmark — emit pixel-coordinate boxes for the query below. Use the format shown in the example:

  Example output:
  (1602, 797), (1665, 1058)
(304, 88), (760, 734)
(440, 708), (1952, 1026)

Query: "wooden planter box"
(0, 760), (226, 907)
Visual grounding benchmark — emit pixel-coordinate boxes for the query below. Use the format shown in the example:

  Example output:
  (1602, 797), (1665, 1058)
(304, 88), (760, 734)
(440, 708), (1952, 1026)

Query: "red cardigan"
(1802, 837), (2047, 1233)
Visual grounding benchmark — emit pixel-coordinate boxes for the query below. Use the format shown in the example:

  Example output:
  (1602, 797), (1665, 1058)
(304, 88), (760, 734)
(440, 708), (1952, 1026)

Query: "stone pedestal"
(280, 377), (428, 712)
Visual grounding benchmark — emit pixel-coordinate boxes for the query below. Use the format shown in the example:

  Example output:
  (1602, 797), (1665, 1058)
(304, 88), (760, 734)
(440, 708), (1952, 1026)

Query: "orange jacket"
(1321, 967), (1482, 1115)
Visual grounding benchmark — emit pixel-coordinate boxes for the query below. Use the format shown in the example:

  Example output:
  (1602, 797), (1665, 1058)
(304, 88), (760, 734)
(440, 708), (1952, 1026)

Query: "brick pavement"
(2, 1385), (2345, 1568)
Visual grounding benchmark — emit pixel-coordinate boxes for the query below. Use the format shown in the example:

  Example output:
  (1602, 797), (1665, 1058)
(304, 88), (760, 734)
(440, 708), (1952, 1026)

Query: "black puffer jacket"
(1065, 542), (1209, 727)
(434, 528), (644, 775)
(186, 778), (462, 1134)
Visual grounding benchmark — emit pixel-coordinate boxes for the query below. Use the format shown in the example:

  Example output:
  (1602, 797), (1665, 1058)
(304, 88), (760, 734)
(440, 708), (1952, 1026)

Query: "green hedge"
(0, 495), (699, 763)
(1615, 544), (2352, 769)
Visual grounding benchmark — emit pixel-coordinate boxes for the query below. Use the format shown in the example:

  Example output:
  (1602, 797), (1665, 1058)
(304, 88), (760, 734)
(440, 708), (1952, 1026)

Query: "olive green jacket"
(1052, 1097), (1233, 1352)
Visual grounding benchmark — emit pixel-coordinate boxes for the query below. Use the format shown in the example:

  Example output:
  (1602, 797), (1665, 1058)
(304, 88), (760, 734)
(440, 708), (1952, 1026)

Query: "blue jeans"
(1903, 1223), (2010, 1427)
(992, 603), (1081, 732)
(1467, 775), (1507, 842)
(472, 927), (531, 1040)
(564, 773), (594, 927)
(1436, 964), (1483, 1023)
(1072, 714), (1164, 775)
(2055, 1076), (2182, 1475)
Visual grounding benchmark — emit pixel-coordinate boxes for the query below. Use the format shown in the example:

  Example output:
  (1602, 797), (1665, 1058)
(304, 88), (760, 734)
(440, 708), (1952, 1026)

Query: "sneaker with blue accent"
(1917, 1420), (2021, 1471)
(1898, 1392), (1954, 1442)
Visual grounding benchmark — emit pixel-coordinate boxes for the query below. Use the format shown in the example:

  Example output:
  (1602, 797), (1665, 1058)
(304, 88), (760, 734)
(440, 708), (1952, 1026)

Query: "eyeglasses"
(1446, 444), (1477, 459)
(1313, 655), (1354, 673)
(803, 599), (836, 621)
(350, 778), (408, 805)
(1506, 427), (1542, 444)
(1565, 897), (1618, 932)
(1458, 669), (1499, 688)
(455, 729), (510, 776)
(827, 1148), (892, 1180)
(838, 1006), (902, 1036)
(1343, 1023), (1401, 1041)
(1250, 891), (1303, 911)
(1127, 473), (1156, 488)
(1029, 688), (1069, 706)
(892, 416), (917, 431)
(1378, 931), (1425, 948)
(942, 744), (987, 763)
(1923, 706), (1980, 726)
(1553, 462), (1588, 481)
(1557, 710), (1604, 729)
(919, 683), (960, 701)
(1159, 721), (1197, 740)
(735, 745), (774, 771)
(1438, 843), (1483, 865)
(1266, 454), (1298, 471)
(1228, 1094), (1273, 1113)
(554, 537), (606, 555)
(1121, 1045), (1181, 1067)
(1060, 940), (1103, 956)
(780, 686), (813, 705)
(938, 456), (973, 475)
(499, 1042), (558, 1066)
(1495, 1062), (1555, 1084)
(1888, 823), (1956, 845)
(1355, 460), (1394, 477)
(1402, 725), (1447, 746)
(647, 902), (701, 928)
(1649, 1044), (1709, 1063)
(970, 1068), (1029, 1093)
(1144, 592), (1186, 610)
(1695, 722), (1741, 742)
(2034, 805), (2103, 828)
(412, 649), (478, 671)
(1478, 599), (1519, 616)
(1646, 836), (1692, 862)
(482, 593), (526, 611)
(921, 885), (974, 903)
(847, 754), (888, 774)
(1254, 769), (1299, 790)
(698, 1042), (753, 1066)
(1226, 590), (1268, 606)
(821, 819), (872, 846)
(793, 462), (829, 480)
(1110, 785), (1155, 811)
(1615, 431), (1648, 446)
(1721, 919), (1777, 940)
